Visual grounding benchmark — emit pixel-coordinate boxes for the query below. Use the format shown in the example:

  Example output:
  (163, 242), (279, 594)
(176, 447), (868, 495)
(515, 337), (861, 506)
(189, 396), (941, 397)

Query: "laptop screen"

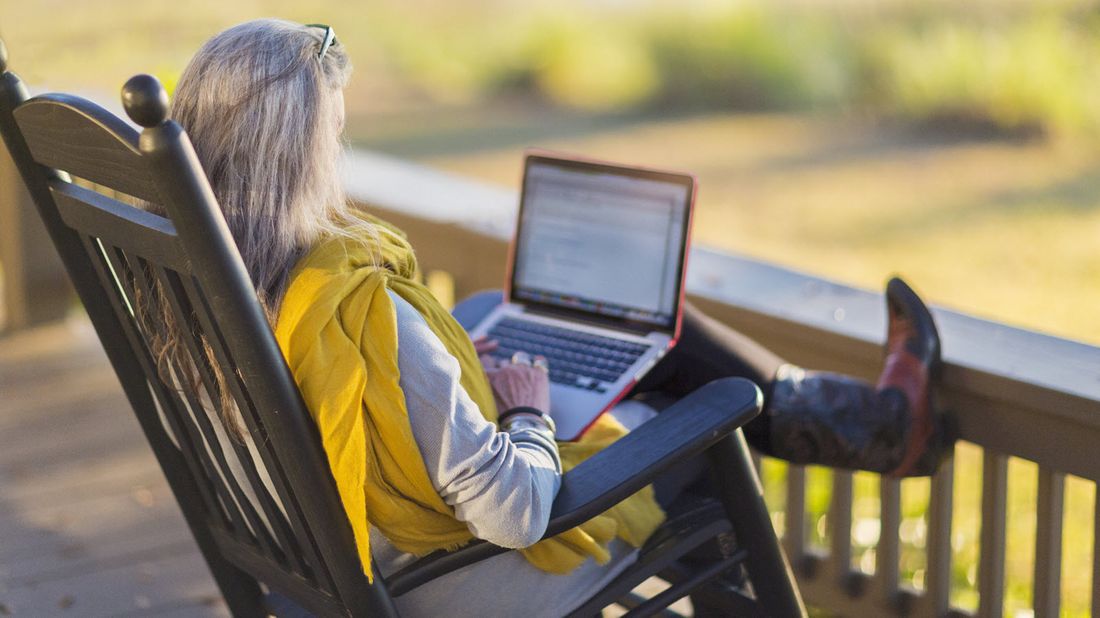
(510, 154), (694, 333)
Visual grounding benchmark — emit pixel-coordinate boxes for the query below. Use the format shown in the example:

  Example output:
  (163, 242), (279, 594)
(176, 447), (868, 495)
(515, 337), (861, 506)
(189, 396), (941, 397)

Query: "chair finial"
(0, 39), (9, 73)
(122, 74), (169, 128)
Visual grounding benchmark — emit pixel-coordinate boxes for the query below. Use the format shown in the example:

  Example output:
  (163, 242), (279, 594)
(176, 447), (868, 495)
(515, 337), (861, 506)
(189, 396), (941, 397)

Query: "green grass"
(861, 13), (1100, 137)
(8, 0), (1100, 137)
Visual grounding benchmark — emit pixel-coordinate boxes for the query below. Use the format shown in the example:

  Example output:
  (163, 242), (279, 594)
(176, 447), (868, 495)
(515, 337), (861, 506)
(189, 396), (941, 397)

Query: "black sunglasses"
(306, 24), (338, 61)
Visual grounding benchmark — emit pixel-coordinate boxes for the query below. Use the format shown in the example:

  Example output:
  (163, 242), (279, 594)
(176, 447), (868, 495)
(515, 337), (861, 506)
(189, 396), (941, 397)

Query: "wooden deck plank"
(0, 319), (223, 616)
(0, 405), (152, 480)
(0, 481), (191, 576)
(0, 320), (99, 363)
(0, 547), (227, 617)
(0, 366), (119, 425)
(0, 450), (166, 513)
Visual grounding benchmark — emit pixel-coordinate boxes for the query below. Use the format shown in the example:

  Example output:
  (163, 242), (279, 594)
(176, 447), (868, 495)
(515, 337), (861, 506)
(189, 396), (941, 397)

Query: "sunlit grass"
(863, 14), (1100, 137)
(9, 0), (1100, 137)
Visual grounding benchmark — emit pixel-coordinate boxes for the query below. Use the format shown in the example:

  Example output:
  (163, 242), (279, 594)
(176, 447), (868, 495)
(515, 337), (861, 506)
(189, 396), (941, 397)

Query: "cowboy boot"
(764, 277), (951, 477)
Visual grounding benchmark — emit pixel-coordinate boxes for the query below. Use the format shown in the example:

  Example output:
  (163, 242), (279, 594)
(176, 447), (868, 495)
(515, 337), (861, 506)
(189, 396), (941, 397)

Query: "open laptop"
(469, 151), (696, 440)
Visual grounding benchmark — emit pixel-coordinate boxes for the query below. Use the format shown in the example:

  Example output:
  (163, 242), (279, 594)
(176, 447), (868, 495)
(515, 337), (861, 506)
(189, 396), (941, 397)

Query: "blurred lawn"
(2, 0), (1098, 615)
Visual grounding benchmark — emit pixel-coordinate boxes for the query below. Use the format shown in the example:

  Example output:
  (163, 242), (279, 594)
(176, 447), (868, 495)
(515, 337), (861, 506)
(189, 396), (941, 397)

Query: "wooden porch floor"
(0, 319), (227, 617)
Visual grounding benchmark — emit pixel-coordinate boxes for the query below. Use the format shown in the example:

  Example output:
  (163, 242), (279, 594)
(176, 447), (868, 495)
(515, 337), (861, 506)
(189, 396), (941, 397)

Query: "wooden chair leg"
(707, 429), (807, 618)
(202, 549), (268, 617)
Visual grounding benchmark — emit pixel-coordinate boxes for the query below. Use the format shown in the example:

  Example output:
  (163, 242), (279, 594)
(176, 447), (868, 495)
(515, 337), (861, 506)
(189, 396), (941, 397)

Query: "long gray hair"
(171, 18), (374, 314)
(141, 19), (376, 439)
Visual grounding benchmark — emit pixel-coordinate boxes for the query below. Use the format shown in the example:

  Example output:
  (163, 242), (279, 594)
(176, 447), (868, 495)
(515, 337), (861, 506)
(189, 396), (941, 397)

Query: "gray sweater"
(373, 292), (644, 617)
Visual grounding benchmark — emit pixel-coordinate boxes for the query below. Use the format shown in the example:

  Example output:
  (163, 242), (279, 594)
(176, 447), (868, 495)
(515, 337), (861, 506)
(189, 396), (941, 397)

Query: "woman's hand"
(485, 351), (551, 413)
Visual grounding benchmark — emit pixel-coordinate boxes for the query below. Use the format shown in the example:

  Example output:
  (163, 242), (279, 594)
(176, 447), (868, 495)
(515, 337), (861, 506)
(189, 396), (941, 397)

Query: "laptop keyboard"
(485, 318), (651, 393)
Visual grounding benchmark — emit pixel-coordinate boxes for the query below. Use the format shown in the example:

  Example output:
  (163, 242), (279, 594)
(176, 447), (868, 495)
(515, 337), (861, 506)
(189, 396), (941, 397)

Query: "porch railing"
(342, 150), (1100, 617)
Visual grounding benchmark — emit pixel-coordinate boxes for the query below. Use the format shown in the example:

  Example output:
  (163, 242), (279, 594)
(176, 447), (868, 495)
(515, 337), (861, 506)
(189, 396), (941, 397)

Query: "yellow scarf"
(274, 220), (665, 581)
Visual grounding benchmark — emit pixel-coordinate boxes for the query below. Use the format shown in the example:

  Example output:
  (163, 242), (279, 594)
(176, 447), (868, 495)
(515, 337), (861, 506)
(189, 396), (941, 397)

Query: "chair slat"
(119, 253), (288, 564)
(877, 477), (901, 603)
(978, 451), (1008, 618)
(924, 458), (954, 615)
(98, 244), (254, 541)
(1033, 467), (1064, 617)
(77, 234), (231, 530)
(178, 275), (338, 593)
(149, 263), (310, 576)
(49, 179), (188, 272)
(209, 527), (348, 618)
(14, 95), (161, 202)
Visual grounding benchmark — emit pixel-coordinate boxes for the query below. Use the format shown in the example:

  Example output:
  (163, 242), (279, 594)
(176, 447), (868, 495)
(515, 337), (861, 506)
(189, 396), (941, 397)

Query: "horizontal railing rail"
(344, 149), (1100, 617)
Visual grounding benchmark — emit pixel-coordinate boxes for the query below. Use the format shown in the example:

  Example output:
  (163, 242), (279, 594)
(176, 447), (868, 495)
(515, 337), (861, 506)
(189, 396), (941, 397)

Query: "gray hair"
(171, 18), (375, 315)
(141, 19), (376, 440)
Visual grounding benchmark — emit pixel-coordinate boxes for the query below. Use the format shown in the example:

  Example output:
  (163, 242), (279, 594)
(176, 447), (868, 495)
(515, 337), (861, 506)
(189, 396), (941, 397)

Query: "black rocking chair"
(0, 40), (805, 617)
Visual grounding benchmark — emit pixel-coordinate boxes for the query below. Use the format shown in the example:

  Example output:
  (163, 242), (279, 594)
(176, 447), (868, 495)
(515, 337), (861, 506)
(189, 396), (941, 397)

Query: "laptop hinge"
(521, 304), (663, 338)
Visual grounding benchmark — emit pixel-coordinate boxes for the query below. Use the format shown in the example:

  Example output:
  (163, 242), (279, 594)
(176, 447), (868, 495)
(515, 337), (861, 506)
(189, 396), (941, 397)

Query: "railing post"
(785, 465), (807, 569)
(978, 452), (1008, 618)
(0, 136), (73, 332)
(924, 458), (955, 616)
(1033, 468), (1064, 617)
(877, 477), (902, 608)
(829, 471), (855, 588)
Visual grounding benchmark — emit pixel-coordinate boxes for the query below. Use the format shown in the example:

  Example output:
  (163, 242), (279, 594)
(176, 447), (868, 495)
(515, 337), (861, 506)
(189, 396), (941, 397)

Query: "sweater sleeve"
(388, 291), (562, 549)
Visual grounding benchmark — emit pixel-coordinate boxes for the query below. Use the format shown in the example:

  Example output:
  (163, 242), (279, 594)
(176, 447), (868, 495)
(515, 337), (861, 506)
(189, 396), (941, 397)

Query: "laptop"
(469, 151), (696, 440)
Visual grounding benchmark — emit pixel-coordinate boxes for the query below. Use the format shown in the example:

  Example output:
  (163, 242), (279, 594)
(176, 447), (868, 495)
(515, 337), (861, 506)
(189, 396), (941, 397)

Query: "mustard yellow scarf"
(274, 220), (664, 581)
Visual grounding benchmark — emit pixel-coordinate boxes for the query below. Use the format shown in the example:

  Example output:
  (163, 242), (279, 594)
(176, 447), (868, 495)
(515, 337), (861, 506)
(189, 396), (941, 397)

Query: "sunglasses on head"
(306, 24), (338, 61)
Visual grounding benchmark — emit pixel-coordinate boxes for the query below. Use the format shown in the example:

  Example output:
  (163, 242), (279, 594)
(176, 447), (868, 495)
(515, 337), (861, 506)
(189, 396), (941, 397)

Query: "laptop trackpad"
(549, 383), (615, 441)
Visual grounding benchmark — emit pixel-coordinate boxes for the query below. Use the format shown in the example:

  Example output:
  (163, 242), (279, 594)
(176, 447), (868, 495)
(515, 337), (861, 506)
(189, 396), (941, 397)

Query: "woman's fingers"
(532, 355), (549, 373)
(473, 336), (499, 355)
(474, 337), (502, 372)
(486, 362), (552, 412)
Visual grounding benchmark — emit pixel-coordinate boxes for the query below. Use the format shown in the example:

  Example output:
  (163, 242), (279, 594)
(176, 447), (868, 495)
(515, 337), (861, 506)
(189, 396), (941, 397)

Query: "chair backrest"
(0, 45), (395, 617)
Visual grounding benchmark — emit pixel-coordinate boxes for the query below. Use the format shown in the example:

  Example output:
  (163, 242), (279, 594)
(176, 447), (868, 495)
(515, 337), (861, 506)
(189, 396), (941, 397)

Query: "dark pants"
(630, 303), (788, 506)
(631, 302), (785, 458)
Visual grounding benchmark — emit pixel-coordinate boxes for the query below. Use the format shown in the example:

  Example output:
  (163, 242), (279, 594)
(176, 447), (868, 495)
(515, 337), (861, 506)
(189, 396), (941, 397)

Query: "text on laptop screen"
(512, 160), (691, 328)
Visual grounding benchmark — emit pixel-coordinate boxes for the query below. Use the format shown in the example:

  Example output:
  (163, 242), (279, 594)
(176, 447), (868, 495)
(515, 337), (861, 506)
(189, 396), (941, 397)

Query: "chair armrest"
(544, 377), (761, 534)
(385, 377), (762, 596)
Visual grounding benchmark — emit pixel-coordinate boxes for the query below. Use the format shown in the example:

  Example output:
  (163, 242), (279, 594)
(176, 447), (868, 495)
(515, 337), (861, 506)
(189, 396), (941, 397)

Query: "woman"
(167, 19), (950, 616)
